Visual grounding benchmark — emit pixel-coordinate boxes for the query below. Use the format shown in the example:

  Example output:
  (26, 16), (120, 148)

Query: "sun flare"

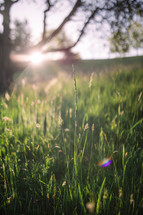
(30, 52), (43, 65)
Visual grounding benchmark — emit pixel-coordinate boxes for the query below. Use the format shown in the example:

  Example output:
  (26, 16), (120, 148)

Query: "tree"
(45, 28), (80, 61)
(0, 0), (143, 93)
(11, 19), (31, 53)
(0, 0), (20, 92)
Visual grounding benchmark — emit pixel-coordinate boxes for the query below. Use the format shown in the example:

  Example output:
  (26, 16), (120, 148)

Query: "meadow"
(0, 56), (143, 214)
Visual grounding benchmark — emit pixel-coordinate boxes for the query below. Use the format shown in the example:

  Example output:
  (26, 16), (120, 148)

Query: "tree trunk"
(0, 0), (12, 93)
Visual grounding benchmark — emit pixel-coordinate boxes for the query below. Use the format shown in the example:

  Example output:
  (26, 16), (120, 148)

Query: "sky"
(0, 0), (142, 59)
(10, 0), (112, 59)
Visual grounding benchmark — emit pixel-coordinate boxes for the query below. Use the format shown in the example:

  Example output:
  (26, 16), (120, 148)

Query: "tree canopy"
(109, 18), (143, 55)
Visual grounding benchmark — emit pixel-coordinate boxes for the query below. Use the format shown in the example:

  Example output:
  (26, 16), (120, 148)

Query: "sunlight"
(30, 52), (43, 65)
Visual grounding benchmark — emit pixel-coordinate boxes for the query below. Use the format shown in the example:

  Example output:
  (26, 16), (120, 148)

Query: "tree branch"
(42, 8), (99, 53)
(34, 0), (82, 49)
(42, 0), (53, 40)
(0, 10), (4, 15)
(10, 0), (20, 6)
(11, 0), (20, 3)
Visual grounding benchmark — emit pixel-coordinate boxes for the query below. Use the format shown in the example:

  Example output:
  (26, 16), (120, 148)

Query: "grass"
(0, 56), (143, 214)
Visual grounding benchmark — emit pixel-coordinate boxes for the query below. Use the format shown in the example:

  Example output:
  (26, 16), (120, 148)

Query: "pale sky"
(10, 0), (112, 59)
(0, 0), (142, 59)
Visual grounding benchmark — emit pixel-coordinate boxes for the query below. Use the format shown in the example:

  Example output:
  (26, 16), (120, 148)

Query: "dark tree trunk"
(0, 0), (12, 93)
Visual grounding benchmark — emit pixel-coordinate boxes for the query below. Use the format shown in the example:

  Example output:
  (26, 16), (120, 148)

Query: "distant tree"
(11, 19), (31, 53)
(0, 0), (143, 92)
(45, 29), (80, 60)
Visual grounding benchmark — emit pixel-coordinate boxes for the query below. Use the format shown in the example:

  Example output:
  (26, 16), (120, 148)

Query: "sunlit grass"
(0, 62), (143, 214)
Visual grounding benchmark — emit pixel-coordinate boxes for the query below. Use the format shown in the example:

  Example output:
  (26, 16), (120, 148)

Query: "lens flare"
(30, 52), (43, 65)
(97, 156), (112, 167)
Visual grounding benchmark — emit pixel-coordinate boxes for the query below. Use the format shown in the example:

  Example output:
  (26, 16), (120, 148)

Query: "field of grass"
(0, 56), (143, 214)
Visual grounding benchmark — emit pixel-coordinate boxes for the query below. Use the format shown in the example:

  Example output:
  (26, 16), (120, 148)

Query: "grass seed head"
(5, 92), (10, 101)
(138, 92), (142, 101)
(103, 188), (109, 199)
(86, 201), (95, 213)
(130, 194), (134, 204)
(92, 124), (94, 131)
(2, 116), (13, 122)
(119, 188), (123, 198)
(58, 114), (63, 126)
(125, 152), (128, 158)
(62, 181), (66, 187)
(89, 72), (94, 88)
(65, 128), (70, 132)
(84, 123), (89, 131)
(69, 108), (72, 118)
(36, 123), (40, 128)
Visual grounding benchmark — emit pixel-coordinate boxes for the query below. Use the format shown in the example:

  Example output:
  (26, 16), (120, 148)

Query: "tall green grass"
(0, 63), (143, 214)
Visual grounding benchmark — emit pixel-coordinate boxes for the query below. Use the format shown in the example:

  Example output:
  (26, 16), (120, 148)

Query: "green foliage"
(11, 19), (31, 52)
(128, 21), (143, 50)
(109, 29), (130, 54)
(0, 59), (143, 214)
(109, 20), (143, 55)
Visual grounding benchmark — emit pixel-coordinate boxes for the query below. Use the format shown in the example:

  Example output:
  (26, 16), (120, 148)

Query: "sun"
(30, 52), (43, 65)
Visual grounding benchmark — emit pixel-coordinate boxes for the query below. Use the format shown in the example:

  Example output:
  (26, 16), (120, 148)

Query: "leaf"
(96, 177), (106, 214)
